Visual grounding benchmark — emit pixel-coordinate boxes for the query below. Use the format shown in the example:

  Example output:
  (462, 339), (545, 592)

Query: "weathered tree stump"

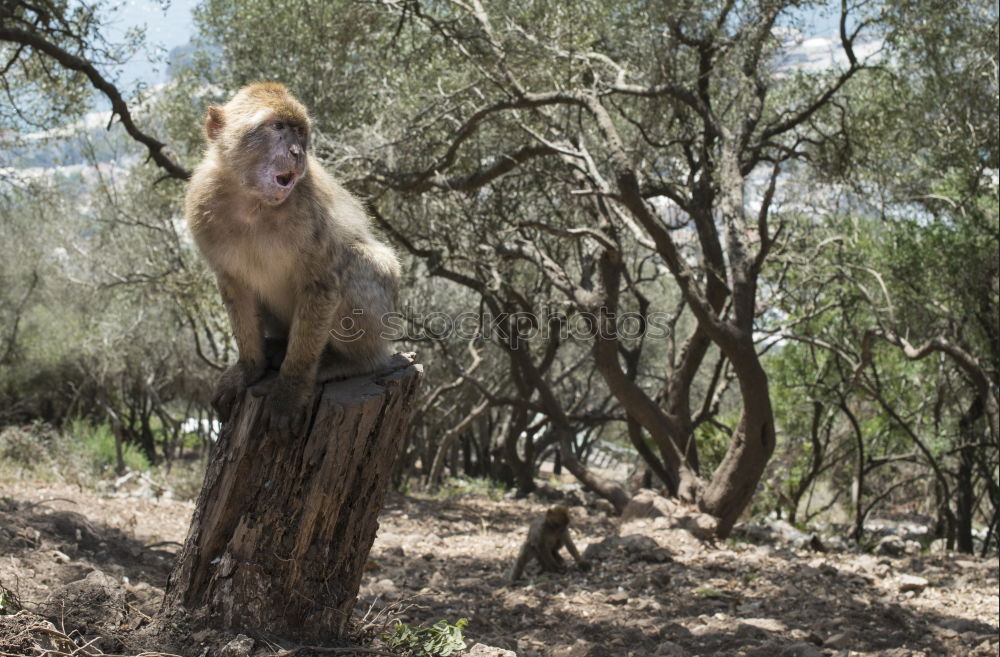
(163, 353), (422, 640)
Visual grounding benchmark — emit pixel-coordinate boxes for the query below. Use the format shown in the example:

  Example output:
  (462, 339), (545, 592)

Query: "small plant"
(0, 583), (20, 614)
(383, 618), (468, 657)
(70, 419), (150, 474)
(428, 477), (507, 501)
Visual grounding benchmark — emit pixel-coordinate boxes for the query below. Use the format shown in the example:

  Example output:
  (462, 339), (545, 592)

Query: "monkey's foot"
(250, 375), (311, 440)
(213, 361), (268, 423)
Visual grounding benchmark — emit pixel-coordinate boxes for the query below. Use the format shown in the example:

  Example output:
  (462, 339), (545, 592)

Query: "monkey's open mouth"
(275, 172), (297, 188)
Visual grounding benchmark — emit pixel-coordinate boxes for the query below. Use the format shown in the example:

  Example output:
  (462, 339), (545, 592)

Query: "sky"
(104, 0), (199, 88)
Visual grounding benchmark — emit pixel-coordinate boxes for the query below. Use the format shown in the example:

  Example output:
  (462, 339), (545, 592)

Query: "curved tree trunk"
(700, 351), (776, 538)
(163, 354), (422, 641)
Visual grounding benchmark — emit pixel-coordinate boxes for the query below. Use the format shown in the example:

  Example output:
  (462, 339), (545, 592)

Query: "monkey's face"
(205, 85), (312, 206)
(242, 117), (309, 206)
(544, 505), (570, 529)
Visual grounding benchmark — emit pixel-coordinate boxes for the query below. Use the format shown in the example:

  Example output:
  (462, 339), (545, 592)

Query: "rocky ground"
(0, 477), (997, 657)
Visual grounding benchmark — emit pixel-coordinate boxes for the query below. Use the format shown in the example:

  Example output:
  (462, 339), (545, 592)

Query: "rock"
(516, 629), (549, 656)
(583, 536), (620, 561)
(677, 513), (717, 540)
(220, 634), (255, 657)
(49, 549), (70, 564)
(779, 642), (824, 657)
(466, 643), (517, 657)
(592, 499), (616, 516)
(606, 590), (629, 605)
(875, 534), (907, 556)
(622, 489), (679, 521)
(740, 618), (787, 633)
(620, 534), (660, 554)
(769, 519), (810, 543)
(551, 639), (594, 657)
(366, 578), (399, 598)
(655, 640), (689, 656)
(897, 574), (929, 594)
(648, 567), (672, 588)
(733, 522), (772, 543)
(39, 570), (127, 651)
(823, 631), (854, 649)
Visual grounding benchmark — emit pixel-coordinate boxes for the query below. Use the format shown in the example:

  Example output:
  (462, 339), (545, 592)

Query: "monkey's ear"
(205, 106), (225, 141)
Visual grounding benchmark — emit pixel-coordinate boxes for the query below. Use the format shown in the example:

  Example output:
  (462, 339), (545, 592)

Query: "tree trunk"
(163, 353), (422, 641)
(700, 351), (776, 538)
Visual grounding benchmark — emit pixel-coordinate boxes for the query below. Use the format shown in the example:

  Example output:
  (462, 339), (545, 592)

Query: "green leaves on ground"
(383, 618), (468, 657)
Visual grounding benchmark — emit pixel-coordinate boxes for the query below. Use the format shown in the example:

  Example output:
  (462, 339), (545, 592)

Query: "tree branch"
(0, 26), (191, 181)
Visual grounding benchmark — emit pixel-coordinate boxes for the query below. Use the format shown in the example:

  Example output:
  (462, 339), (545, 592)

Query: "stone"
(655, 640), (689, 656)
(367, 578), (399, 598)
(49, 549), (70, 564)
(583, 536), (622, 561)
(679, 513), (717, 540)
(220, 634), (255, 657)
(875, 534), (907, 556)
(928, 538), (948, 553)
(823, 631), (854, 649)
(551, 639), (594, 657)
(607, 590), (629, 605)
(779, 642), (823, 657)
(466, 643), (517, 657)
(897, 574), (929, 594)
(622, 489), (679, 521)
(37, 570), (127, 652)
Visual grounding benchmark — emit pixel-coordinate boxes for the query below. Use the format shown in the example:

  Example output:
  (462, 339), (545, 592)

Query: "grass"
(0, 421), (207, 500)
(421, 476), (508, 501)
(68, 418), (151, 474)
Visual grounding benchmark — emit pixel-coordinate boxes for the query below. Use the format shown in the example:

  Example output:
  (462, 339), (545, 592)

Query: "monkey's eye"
(273, 121), (285, 130)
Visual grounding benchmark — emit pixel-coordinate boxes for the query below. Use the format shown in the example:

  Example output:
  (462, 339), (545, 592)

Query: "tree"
(767, 0), (998, 552)
(348, 0), (876, 535)
(1, 0), (190, 180)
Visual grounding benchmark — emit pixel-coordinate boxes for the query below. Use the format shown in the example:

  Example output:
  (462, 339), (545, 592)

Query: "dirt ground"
(0, 477), (997, 657)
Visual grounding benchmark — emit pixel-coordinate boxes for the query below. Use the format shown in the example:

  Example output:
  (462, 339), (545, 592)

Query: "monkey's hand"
(213, 361), (267, 423)
(251, 375), (312, 440)
(577, 559), (591, 572)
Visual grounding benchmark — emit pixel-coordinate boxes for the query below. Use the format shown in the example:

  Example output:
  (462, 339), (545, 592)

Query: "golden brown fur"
(509, 505), (588, 583)
(186, 83), (400, 437)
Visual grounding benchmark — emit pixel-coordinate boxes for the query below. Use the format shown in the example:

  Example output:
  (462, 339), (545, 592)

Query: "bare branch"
(0, 26), (191, 181)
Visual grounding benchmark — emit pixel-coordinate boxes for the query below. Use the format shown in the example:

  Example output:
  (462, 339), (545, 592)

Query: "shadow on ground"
(1, 488), (997, 657)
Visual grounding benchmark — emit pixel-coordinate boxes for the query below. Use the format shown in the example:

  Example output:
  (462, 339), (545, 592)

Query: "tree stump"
(163, 353), (422, 640)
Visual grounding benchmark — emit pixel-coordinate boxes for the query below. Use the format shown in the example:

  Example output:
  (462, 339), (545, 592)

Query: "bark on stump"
(163, 353), (422, 640)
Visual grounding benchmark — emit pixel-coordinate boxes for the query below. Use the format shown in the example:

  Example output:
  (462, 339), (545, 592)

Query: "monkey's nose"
(290, 144), (302, 157)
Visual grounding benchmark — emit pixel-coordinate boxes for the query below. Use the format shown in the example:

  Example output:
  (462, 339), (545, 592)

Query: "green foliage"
(693, 419), (737, 476)
(426, 477), (508, 502)
(0, 585), (18, 614)
(383, 618), (468, 657)
(0, 423), (61, 480)
(69, 420), (150, 474)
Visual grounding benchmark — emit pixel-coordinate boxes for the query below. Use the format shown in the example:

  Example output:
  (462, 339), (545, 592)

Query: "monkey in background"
(509, 505), (589, 583)
(185, 82), (400, 438)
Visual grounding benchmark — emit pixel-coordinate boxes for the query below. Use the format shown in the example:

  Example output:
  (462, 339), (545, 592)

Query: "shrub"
(383, 618), (468, 657)
(68, 419), (150, 474)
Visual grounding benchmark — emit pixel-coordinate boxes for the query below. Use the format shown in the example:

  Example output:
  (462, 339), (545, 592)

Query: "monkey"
(509, 505), (589, 583)
(185, 82), (400, 438)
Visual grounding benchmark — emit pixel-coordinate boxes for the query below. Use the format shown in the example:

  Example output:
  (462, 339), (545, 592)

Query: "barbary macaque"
(509, 505), (589, 583)
(185, 82), (399, 437)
